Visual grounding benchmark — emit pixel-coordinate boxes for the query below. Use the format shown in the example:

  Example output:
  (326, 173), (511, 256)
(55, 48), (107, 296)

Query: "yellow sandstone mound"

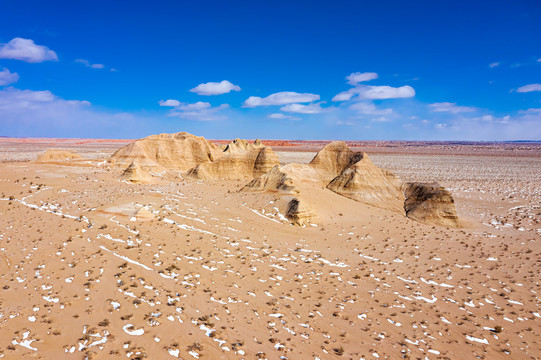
(284, 197), (317, 226)
(242, 165), (317, 225)
(326, 153), (405, 213)
(133, 206), (155, 221)
(186, 146), (279, 180)
(308, 141), (364, 182)
(223, 138), (264, 154)
(244, 141), (459, 227)
(36, 149), (83, 162)
(404, 182), (459, 227)
(242, 165), (299, 194)
(120, 162), (154, 184)
(109, 132), (223, 171)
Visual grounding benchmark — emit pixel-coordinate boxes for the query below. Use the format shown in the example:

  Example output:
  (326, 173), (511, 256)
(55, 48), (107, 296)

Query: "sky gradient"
(1, 0), (540, 140)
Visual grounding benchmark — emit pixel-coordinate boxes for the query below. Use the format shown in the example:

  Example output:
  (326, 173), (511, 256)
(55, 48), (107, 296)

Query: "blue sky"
(0, 0), (540, 140)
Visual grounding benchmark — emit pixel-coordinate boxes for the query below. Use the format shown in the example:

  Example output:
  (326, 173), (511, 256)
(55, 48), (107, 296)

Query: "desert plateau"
(0, 134), (539, 360)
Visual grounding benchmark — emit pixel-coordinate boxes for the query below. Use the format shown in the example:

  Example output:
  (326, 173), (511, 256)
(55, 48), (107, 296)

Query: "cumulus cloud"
(357, 85), (415, 100)
(281, 102), (326, 114)
(519, 108), (541, 114)
(0, 38), (58, 63)
(489, 62), (500, 68)
(333, 85), (415, 102)
(428, 102), (477, 113)
(243, 91), (320, 107)
(0, 87), (90, 108)
(0, 67), (19, 86)
(346, 72), (378, 85)
(166, 101), (229, 121)
(349, 102), (392, 115)
(190, 80), (241, 95)
(75, 59), (105, 69)
(332, 89), (356, 102)
(429, 111), (541, 140)
(268, 113), (301, 121)
(159, 99), (181, 107)
(0, 87), (123, 137)
(516, 84), (541, 93)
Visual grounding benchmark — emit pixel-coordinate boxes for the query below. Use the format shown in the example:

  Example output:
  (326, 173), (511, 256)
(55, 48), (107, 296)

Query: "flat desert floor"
(0, 138), (540, 359)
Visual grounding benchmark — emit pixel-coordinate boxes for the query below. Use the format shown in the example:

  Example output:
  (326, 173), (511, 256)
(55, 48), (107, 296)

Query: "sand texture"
(0, 134), (539, 359)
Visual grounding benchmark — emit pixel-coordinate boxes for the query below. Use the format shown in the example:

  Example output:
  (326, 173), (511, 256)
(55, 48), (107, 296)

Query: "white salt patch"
(466, 335), (489, 344)
(168, 349), (179, 357)
(43, 295), (59, 303)
(122, 324), (144, 335)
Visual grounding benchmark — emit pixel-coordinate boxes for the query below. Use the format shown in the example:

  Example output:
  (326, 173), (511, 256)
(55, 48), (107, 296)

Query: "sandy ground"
(0, 140), (539, 359)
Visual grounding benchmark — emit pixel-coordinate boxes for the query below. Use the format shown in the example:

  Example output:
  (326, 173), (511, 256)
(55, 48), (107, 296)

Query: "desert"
(0, 134), (539, 359)
(2, 2), (541, 358)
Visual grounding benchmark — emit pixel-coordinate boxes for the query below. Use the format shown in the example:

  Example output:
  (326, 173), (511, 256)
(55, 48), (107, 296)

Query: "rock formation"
(309, 141), (364, 182)
(36, 149), (83, 162)
(120, 162), (154, 184)
(404, 182), (459, 227)
(109, 132), (222, 171)
(284, 197), (316, 226)
(242, 165), (316, 225)
(242, 165), (299, 194)
(186, 146), (279, 180)
(326, 153), (405, 213)
(133, 206), (155, 221)
(244, 141), (459, 227)
(223, 138), (263, 154)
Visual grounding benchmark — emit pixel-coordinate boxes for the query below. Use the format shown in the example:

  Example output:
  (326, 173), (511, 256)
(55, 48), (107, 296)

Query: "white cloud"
(333, 85), (415, 102)
(75, 59), (105, 69)
(0, 67), (19, 86)
(268, 113), (301, 121)
(281, 102), (325, 114)
(0, 86), (171, 138)
(519, 108), (541, 114)
(346, 72), (378, 85)
(0, 87), (90, 108)
(332, 89), (356, 102)
(166, 101), (229, 121)
(0, 38), (58, 63)
(243, 91), (320, 107)
(349, 102), (392, 115)
(429, 102), (477, 113)
(356, 85), (415, 100)
(489, 62), (500, 68)
(370, 116), (391, 122)
(159, 99), (181, 107)
(516, 83), (541, 93)
(190, 80), (241, 95)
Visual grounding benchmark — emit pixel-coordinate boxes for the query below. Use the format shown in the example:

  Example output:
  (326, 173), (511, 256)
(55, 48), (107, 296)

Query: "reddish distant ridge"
(1, 137), (540, 158)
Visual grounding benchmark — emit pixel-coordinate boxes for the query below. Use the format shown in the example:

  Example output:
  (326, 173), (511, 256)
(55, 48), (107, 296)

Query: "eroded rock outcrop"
(120, 162), (154, 184)
(404, 182), (459, 227)
(327, 154), (405, 213)
(36, 149), (83, 162)
(309, 141), (364, 182)
(242, 165), (299, 194)
(223, 138), (263, 154)
(109, 132), (222, 171)
(186, 146), (279, 181)
(244, 141), (459, 227)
